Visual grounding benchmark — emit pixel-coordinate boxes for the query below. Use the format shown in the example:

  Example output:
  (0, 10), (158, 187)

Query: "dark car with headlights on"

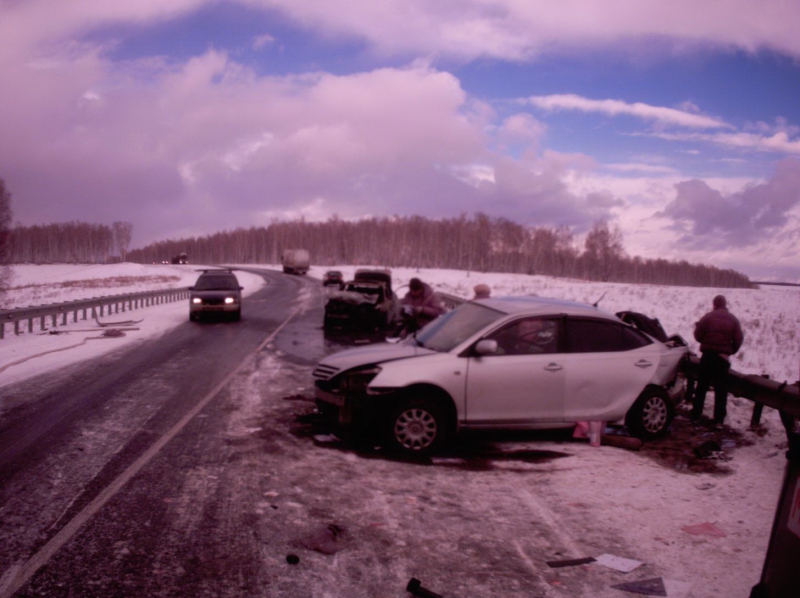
(189, 269), (243, 321)
(313, 296), (689, 456)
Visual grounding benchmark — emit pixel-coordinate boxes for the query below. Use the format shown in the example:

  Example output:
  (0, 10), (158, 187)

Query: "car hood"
(313, 342), (434, 380)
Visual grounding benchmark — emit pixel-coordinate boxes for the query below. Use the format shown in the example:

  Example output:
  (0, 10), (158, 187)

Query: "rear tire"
(385, 397), (451, 457)
(626, 387), (674, 439)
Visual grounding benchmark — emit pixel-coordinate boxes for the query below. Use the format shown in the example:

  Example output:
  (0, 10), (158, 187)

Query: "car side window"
(565, 318), (653, 353)
(485, 317), (561, 355)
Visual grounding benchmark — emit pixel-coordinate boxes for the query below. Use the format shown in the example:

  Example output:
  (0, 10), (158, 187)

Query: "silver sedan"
(313, 296), (688, 456)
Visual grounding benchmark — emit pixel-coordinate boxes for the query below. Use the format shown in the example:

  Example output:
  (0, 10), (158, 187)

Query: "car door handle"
(634, 359), (654, 369)
(544, 363), (563, 372)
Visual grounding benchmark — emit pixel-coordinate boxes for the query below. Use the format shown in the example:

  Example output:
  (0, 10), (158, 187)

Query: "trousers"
(691, 351), (731, 424)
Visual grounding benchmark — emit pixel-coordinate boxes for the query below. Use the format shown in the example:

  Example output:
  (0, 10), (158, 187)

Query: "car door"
(562, 317), (662, 422)
(464, 317), (566, 424)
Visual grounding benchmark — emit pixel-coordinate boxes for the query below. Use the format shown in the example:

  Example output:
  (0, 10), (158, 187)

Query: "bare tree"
(0, 178), (11, 292)
(583, 220), (625, 281)
(112, 221), (133, 262)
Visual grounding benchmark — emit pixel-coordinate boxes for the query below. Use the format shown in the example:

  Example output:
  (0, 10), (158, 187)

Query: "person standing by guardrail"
(691, 294), (744, 427)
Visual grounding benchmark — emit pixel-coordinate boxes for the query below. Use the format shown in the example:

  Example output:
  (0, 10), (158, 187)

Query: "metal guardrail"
(0, 288), (190, 340)
(683, 355), (799, 418)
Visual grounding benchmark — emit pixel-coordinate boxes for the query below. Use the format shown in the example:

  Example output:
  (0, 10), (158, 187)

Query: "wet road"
(0, 268), (332, 597)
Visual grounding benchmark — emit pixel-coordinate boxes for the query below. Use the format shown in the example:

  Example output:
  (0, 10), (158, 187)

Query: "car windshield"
(194, 275), (239, 290)
(413, 303), (505, 352)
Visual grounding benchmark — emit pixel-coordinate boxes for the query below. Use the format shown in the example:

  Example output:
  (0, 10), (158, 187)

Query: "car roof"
(474, 295), (619, 321)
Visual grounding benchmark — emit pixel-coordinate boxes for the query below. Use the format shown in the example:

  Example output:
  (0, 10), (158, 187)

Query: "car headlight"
(340, 366), (381, 393)
(192, 298), (202, 304)
(224, 297), (236, 304)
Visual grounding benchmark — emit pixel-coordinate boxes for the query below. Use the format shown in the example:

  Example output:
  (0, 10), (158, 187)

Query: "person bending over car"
(397, 277), (445, 336)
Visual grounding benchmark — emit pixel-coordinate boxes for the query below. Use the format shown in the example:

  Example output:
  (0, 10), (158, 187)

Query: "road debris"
(406, 577), (444, 598)
(546, 556), (596, 568)
(610, 577), (667, 596)
(594, 553), (643, 573)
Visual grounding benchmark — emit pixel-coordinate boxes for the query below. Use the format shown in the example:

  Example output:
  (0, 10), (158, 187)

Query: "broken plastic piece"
(610, 577), (667, 596)
(546, 557), (596, 568)
(594, 553), (643, 573)
(406, 577), (444, 598)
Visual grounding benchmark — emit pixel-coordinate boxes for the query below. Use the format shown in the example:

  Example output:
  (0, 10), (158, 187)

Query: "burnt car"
(323, 269), (400, 332)
(322, 270), (345, 288)
(189, 269), (243, 321)
(313, 296), (689, 456)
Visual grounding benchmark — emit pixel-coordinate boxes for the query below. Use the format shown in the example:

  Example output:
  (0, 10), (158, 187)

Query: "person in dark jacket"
(399, 277), (445, 336)
(691, 295), (744, 426)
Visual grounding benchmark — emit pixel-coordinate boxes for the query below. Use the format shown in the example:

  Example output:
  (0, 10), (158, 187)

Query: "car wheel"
(386, 397), (450, 457)
(626, 387), (674, 439)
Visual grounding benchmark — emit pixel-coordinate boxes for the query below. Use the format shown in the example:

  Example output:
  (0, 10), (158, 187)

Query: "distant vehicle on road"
(281, 249), (310, 275)
(322, 270), (345, 288)
(189, 269), (243, 321)
(314, 296), (689, 456)
(171, 252), (188, 265)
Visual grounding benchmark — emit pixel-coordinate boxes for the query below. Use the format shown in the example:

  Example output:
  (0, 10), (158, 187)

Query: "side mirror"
(474, 339), (498, 356)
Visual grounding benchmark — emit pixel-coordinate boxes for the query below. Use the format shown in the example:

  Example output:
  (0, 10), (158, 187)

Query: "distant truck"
(281, 249), (310, 275)
(171, 252), (188, 264)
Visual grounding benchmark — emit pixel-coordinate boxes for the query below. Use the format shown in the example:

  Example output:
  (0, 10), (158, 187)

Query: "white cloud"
(526, 94), (730, 129)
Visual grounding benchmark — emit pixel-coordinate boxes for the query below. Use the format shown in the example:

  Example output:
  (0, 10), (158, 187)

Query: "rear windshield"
(194, 275), (239, 290)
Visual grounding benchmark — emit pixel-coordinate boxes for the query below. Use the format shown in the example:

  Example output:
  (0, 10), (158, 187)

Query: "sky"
(1, 1), (800, 282)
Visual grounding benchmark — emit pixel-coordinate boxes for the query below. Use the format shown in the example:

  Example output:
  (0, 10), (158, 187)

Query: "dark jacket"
(694, 307), (744, 357)
(401, 283), (445, 327)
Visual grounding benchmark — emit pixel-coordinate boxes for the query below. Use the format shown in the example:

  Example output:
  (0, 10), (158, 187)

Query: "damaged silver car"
(313, 296), (689, 456)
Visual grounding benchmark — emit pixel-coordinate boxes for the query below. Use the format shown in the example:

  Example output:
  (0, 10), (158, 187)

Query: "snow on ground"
(0, 264), (267, 390)
(1, 263), (798, 597)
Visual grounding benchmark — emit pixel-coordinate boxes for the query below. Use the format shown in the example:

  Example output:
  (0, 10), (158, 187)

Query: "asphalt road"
(0, 269), (753, 597)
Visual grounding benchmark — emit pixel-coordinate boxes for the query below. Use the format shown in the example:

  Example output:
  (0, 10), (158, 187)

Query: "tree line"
(127, 214), (753, 289)
(7, 221), (133, 265)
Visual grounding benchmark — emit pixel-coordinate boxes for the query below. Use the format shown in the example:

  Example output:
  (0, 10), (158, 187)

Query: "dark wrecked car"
(323, 269), (400, 332)
(313, 296), (689, 456)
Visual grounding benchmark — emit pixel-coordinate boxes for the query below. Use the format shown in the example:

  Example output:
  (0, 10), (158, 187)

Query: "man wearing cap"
(473, 284), (491, 300)
(691, 295), (744, 427)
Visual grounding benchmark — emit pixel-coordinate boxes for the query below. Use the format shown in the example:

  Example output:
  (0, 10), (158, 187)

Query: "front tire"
(386, 397), (450, 457)
(626, 387), (674, 439)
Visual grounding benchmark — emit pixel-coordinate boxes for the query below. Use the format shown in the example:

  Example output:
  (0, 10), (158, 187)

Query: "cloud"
(652, 131), (800, 155)
(661, 158), (800, 248)
(525, 94), (730, 129)
(254, 0), (800, 61)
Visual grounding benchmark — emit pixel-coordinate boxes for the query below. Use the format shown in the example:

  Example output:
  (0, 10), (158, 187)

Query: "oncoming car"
(188, 269), (243, 321)
(313, 296), (689, 456)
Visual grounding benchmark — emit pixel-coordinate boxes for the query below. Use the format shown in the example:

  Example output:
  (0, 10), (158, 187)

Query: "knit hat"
(713, 295), (727, 308)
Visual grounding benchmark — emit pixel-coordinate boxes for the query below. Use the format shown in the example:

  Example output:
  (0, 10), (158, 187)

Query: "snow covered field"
(3, 262), (797, 387)
(1, 263), (798, 597)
